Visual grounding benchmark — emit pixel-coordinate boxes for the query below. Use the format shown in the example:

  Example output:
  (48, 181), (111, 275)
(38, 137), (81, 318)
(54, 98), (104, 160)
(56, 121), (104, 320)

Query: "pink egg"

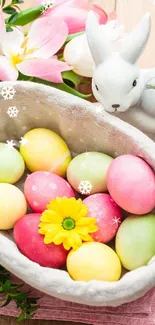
(24, 171), (75, 213)
(107, 155), (155, 214)
(14, 213), (68, 268)
(83, 193), (122, 243)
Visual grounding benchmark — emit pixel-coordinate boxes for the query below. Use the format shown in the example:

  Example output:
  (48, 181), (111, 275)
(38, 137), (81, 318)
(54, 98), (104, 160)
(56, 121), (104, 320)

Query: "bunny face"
(86, 11), (151, 113)
(92, 54), (144, 113)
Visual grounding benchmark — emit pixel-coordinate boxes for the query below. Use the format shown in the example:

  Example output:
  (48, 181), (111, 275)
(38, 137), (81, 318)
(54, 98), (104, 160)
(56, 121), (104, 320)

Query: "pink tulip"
(0, 7), (71, 82)
(38, 0), (108, 34)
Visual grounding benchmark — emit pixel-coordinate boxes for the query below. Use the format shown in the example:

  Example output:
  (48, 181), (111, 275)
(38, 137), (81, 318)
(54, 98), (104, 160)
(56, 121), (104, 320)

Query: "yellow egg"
(20, 128), (71, 177)
(67, 242), (121, 282)
(0, 184), (27, 229)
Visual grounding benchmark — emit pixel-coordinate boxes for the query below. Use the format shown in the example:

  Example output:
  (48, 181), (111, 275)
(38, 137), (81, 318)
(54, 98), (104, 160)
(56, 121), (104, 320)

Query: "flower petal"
(64, 33), (94, 78)
(17, 57), (72, 83)
(40, 210), (63, 223)
(68, 230), (82, 250)
(53, 231), (68, 245)
(0, 56), (18, 81)
(1, 28), (24, 58)
(76, 217), (97, 226)
(26, 18), (68, 59)
(91, 4), (107, 25)
(80, 234), (93, 242)
(51, 8), (88, 34)
(63, 238), (71, 250)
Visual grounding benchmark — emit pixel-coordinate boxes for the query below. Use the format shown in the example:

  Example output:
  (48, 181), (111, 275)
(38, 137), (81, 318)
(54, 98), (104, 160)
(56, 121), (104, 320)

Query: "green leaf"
(66, 32), (84, 43)
(26, 313), (33, 319)
(5, 5), (43, 26)
(12, 0), (24, 3)
(62, 71), (83, 87)
(1, 296), (12, 307)
(6, 26), (13, 32)
(3, 6), (16, 14)
(147, 84), (155, 90)
(16, 311), (25, 322)
(1, 0), (6, 7)
(8, 12), (18, 23)
(27, 305), (40, 313)
(33, 77), (91, 99)
(3, 280), (11, 292)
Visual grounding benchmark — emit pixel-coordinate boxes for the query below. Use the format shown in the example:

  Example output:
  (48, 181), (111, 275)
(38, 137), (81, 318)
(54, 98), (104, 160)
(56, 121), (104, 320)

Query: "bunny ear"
(120, 13), (151, 64)
(86, 11), (112, 66)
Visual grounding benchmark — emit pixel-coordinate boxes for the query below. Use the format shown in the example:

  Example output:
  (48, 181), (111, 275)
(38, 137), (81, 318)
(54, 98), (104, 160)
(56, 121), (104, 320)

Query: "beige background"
(1, 0), (155, 324)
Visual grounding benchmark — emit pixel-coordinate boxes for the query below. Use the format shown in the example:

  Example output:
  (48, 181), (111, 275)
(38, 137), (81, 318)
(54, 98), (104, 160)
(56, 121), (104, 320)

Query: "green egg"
(0, 143), (25, 184)
(116, 214), (155, 271)
(67, 152), (113, 194)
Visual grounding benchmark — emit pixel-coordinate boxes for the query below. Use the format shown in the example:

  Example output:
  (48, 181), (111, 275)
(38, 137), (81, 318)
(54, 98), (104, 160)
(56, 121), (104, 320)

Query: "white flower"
(78, 181), (93, 195)
(7, 106), (19, 118)
(41, 0), (54, 13)
(64, 20), (126, 78)
(1, 85), (16, 100)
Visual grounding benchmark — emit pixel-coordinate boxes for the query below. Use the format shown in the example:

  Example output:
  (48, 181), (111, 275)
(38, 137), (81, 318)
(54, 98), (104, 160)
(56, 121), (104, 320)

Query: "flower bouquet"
(0, 0), (118, 99)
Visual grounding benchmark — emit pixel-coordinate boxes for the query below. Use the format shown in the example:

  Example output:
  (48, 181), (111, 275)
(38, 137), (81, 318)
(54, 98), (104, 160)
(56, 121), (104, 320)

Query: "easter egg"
(116, 214), (155, 270)
(0, 183), (27, 229)
(107, 155), (155, 214)
(24, 171), (75, 213)
(0, 143), (25, 184)
(67, 242), (121, 281)
(83, 194), (122, 243)
(20, 128), (71, 177)
(67, 152), (113, 195)
(14, 213), (68, 268)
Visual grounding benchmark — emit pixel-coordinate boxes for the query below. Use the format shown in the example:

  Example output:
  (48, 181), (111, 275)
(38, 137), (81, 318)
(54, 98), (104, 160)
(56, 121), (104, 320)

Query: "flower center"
(62, 217), (75, 230)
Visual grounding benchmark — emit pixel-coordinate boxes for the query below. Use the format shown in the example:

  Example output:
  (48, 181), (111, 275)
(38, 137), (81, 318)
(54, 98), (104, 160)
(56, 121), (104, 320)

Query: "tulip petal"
(17, 57), (72, 83)
(26, 18), (68, 59)
(1, 28), (24, 58)
(0, 56), (18, 81)
(91, 4), (107, 25)
(49, 8), (88, 34)
(64, 33), (94, 77)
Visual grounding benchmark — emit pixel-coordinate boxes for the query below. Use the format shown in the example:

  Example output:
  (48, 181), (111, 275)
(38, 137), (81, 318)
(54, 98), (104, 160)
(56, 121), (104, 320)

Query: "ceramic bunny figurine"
(86, 11), (155, 139)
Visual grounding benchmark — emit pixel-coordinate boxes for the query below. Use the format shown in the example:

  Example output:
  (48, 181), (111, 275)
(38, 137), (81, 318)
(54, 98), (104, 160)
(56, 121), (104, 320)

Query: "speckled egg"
(0, 183), (27, 229)
(14, 213), (68, 268)
(107, 155), (155, 214)
(20, 128), (71, 177)
(24, 171), (75, 213)
(0, 143), (25, 184)
(116, 214), (155, 270)
(67, 242), (122, 282)
(83, 194), (122, 243)
(67, 152), (113, 195)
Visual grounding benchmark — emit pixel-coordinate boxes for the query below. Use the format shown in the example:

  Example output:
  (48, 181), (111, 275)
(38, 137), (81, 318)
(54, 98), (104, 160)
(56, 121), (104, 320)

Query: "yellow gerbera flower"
(39, 197), (98, 251)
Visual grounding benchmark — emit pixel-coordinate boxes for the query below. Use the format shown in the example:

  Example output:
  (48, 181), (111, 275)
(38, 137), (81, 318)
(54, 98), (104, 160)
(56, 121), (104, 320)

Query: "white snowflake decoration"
(112, 217), (121, 226)
(41, 0), (54, 13)
(7, 106), (19, 118)
(1, 85), (16, 100)
(6, 140), (16, 149)
(78, 181), (93, 195)
(96, 105), (104, 114)
(19, 137), (29, 146)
